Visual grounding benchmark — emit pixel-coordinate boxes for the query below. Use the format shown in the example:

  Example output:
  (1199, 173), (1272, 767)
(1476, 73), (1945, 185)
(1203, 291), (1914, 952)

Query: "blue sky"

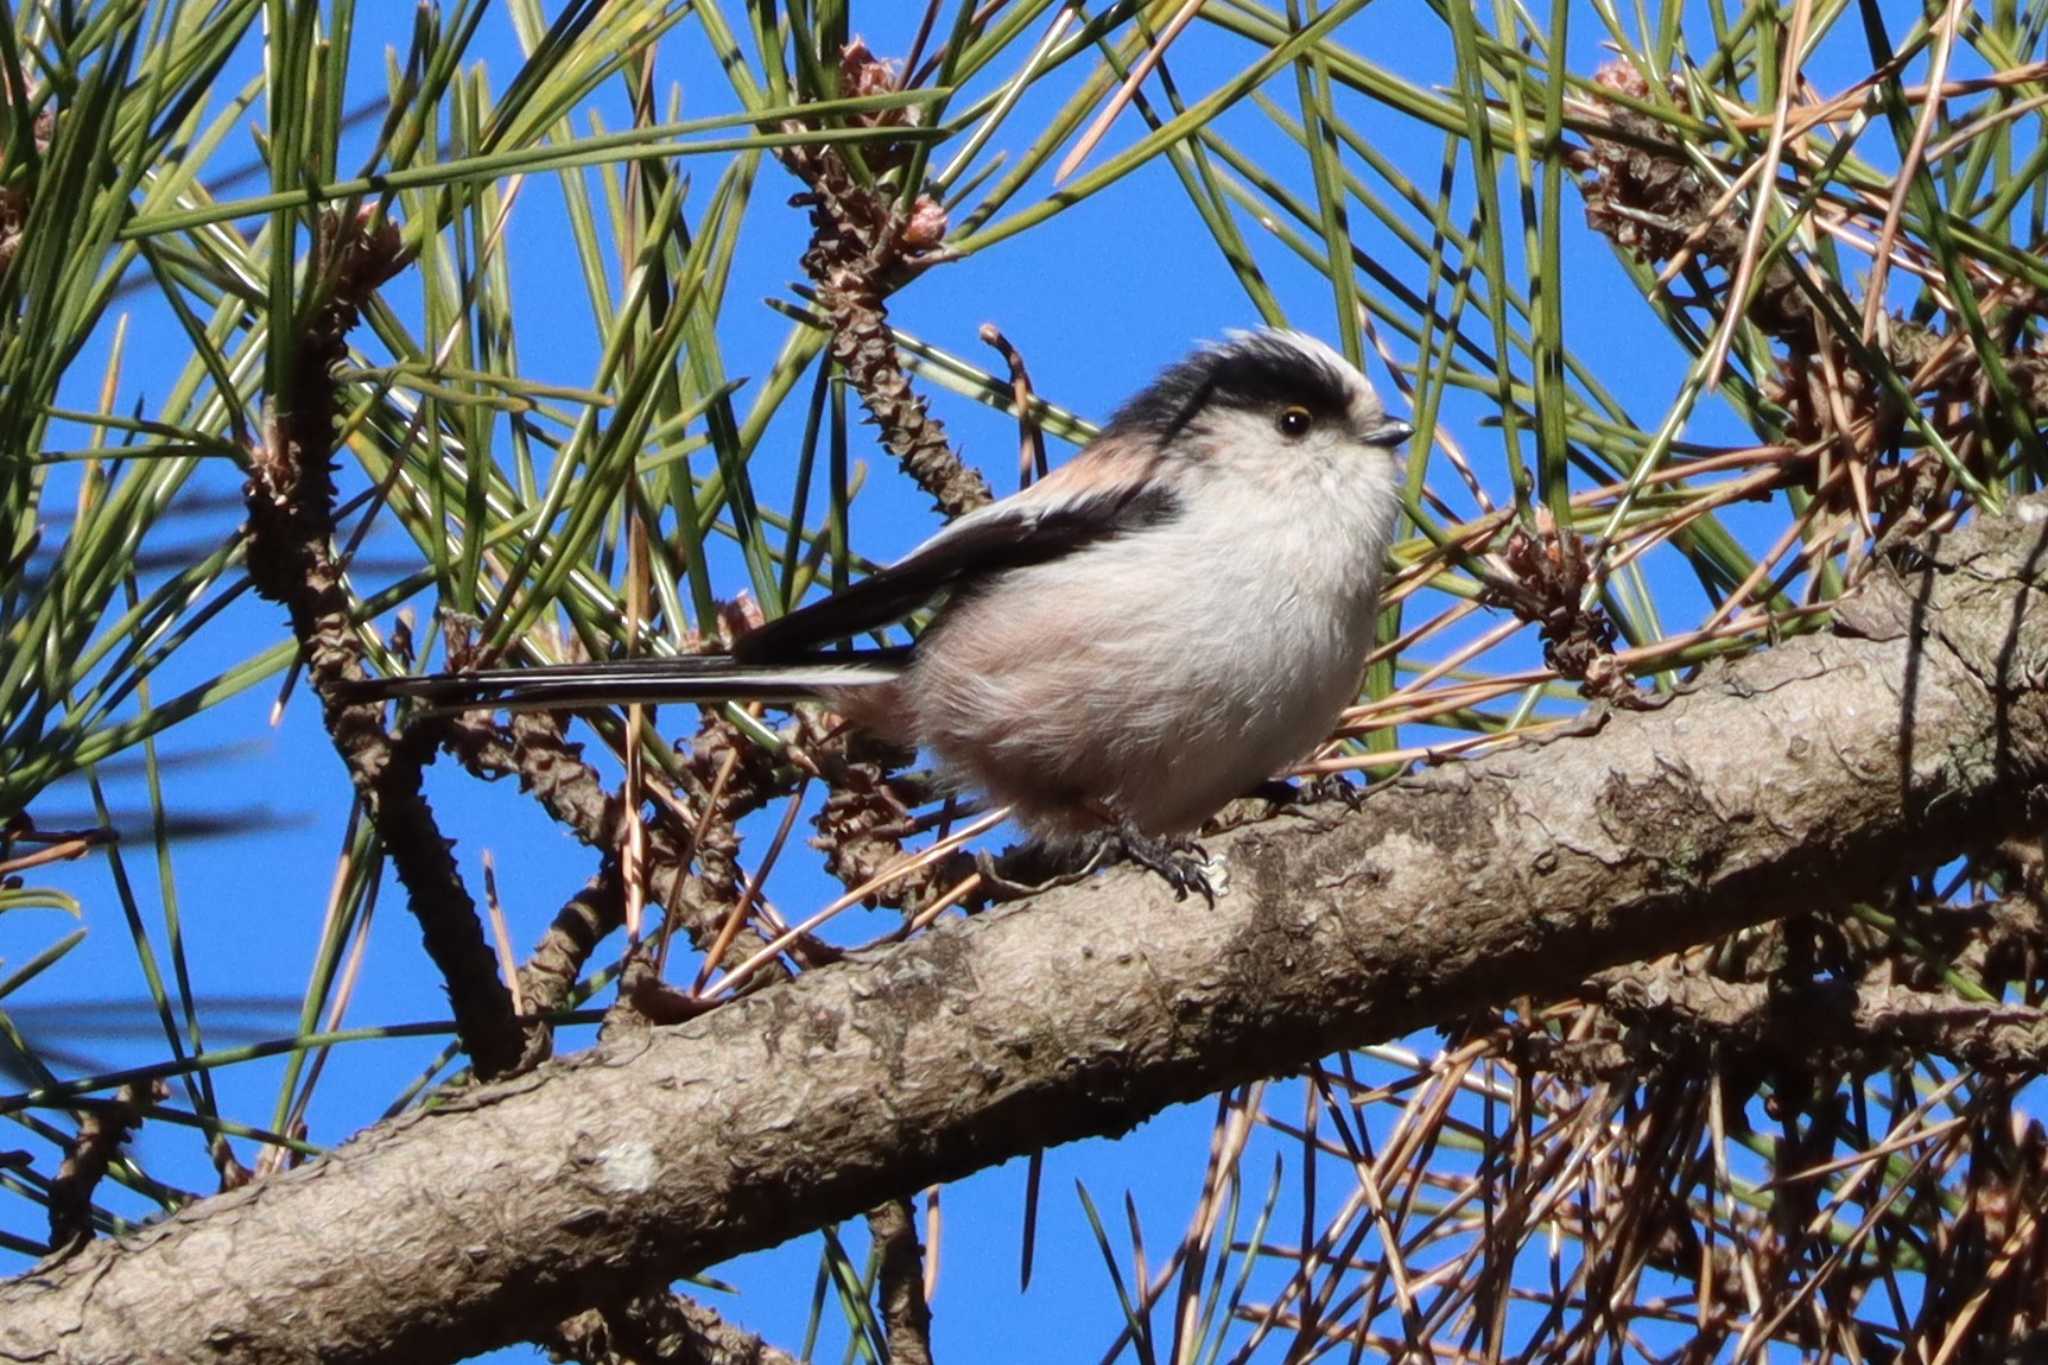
(0, 2), (1963, 1359)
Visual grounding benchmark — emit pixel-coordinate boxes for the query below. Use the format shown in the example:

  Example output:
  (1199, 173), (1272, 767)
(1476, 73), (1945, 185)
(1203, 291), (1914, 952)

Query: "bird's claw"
(1251, 774), (1363, 815)
(1116, 827), (1217, 908)
(1305, 772), (1365, 810)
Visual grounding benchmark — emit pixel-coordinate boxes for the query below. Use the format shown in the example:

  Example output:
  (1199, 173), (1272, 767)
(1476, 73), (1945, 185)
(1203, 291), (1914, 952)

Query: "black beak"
(1368, 418), (1414, 447)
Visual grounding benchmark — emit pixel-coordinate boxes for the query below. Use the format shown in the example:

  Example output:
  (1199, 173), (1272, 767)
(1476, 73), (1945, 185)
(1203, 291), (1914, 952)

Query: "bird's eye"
(1276, 406), (1313, 439)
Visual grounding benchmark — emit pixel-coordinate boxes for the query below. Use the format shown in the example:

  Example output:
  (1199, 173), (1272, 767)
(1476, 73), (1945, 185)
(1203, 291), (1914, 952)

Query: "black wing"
(734, 480), (1178, 664)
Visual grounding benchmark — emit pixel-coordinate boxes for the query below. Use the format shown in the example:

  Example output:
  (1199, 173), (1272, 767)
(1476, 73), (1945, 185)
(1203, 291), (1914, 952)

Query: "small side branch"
(1595, 964), (2048, 1074)
(543, 1286), (799, 1365)
(242, 209), (528, 1081)
(781, 45), (992, 520)
(869, 1198), (935, 1365)
(41, 1081), (163, 1264)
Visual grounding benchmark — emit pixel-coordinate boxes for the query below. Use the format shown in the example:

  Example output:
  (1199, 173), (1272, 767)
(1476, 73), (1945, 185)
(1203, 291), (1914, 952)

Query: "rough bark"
(868, 1198), (933, 1365)
(1592, 962), (2048, 1074)
(542, 1288), (799, 1365)
(7, 503), (2048, 1364)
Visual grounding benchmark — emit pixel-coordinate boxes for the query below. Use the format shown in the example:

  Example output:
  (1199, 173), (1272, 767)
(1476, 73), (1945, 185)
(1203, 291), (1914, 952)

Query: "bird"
(343, 329), (1412, 900)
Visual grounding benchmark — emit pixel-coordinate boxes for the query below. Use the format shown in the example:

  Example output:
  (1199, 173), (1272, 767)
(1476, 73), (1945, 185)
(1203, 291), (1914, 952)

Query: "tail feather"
(338, 648), (909, 712)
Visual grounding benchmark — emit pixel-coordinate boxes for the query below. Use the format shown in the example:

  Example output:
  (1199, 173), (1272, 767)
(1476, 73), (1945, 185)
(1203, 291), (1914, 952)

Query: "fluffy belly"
(903, 592), (1367, 840)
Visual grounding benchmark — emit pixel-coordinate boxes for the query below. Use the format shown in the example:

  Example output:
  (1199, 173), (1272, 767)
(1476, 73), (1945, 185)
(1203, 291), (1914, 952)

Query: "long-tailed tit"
(345, 329), (1412, 899)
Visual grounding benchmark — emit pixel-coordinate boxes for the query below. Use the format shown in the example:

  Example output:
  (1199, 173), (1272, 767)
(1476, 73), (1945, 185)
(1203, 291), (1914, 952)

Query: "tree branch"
(868, 1198), (933, 1365)
(8, 505), (2048, 1363)
(40, 1082), (161, 1265)
(242, 210), (528, 1081)
(541, 1287), (798, 1365)
(1592, 963), (2048, 1074)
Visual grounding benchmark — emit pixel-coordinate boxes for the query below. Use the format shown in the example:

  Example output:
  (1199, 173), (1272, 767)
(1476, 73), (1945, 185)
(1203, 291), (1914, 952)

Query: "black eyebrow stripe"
(1157, 373), (1217, 442)
(1101, 333), (1356, 443)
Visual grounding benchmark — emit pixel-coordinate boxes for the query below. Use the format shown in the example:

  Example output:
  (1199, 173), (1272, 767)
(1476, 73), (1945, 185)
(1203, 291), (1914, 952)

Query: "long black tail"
(336, 648), (910, 711)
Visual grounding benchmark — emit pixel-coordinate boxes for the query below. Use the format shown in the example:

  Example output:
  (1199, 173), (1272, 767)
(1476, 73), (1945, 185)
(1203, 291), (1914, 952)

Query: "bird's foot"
(1249, 774), (1364, 816)
(1115, 825), (1217, 907)
(1304, 772), (1366, 809)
